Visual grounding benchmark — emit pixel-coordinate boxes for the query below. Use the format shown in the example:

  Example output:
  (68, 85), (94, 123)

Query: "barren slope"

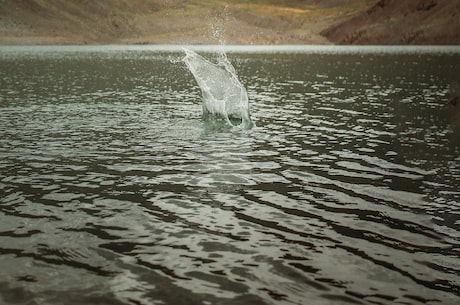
(0, 0), (373, 44)
(321, 0), (460, 44)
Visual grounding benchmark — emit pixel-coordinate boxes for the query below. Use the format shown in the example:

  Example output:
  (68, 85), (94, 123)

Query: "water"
(0, 45), (459, 305)
(182, 48), (253, 129)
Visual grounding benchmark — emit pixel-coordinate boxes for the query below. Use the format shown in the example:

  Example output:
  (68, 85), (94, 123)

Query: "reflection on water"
(0, 45), (459, 305)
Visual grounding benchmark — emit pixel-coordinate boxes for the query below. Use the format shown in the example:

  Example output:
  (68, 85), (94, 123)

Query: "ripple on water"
(0, 46), (459, 305)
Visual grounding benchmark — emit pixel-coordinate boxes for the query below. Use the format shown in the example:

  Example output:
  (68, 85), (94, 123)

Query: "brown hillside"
(1, 0), (459, 44)
(321, 0), (460, 44)
(0, 0), (178, 44)
(0, 0), (373, 44)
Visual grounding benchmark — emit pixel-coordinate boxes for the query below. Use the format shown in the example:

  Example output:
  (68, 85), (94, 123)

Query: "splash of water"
(182, 48), (254, 130)
(209, 5), (230, 45)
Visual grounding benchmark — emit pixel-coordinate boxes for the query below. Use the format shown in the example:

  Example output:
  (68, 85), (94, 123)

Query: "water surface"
(1, 45), (459, 305)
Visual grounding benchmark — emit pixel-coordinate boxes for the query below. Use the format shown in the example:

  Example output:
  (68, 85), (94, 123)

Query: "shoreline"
(2, 44), (460, 53)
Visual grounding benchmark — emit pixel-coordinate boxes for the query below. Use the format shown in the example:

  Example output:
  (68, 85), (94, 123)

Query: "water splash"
(182, 47), (254, 130)
(208, 5), (230, 45)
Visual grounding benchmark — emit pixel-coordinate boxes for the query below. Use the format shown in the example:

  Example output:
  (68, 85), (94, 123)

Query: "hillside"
(0, 0), (373, 44)
(0, 0), (366, 44)
(321, 0), (460, 44)
(0, 0), (458, 45)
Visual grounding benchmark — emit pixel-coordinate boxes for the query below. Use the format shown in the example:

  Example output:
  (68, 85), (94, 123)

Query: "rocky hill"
(0, 0), (458, 45)
(321, 0), (460, 44)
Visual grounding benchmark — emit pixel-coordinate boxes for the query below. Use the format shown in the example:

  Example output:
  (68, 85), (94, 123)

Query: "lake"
(0, 45), (459, 305)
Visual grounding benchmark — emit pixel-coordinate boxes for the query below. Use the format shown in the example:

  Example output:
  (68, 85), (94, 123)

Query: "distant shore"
(1, 0), (459, 46)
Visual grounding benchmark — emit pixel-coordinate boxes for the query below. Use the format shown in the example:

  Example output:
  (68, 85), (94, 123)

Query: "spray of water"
(209, 5), (230, 45)
(180, 6), (253, 129)
(182, 48), (253, 130)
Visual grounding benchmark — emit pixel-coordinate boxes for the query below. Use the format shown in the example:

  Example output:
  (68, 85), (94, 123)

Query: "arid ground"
(0, 0), (459, 45)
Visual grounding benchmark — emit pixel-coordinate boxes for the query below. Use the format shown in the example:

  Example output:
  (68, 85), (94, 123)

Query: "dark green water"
(0, 45), (459, 305)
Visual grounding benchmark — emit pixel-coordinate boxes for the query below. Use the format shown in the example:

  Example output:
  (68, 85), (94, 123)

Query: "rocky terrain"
(322, 0), (460, 44)
(0, 0), (458, 45)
